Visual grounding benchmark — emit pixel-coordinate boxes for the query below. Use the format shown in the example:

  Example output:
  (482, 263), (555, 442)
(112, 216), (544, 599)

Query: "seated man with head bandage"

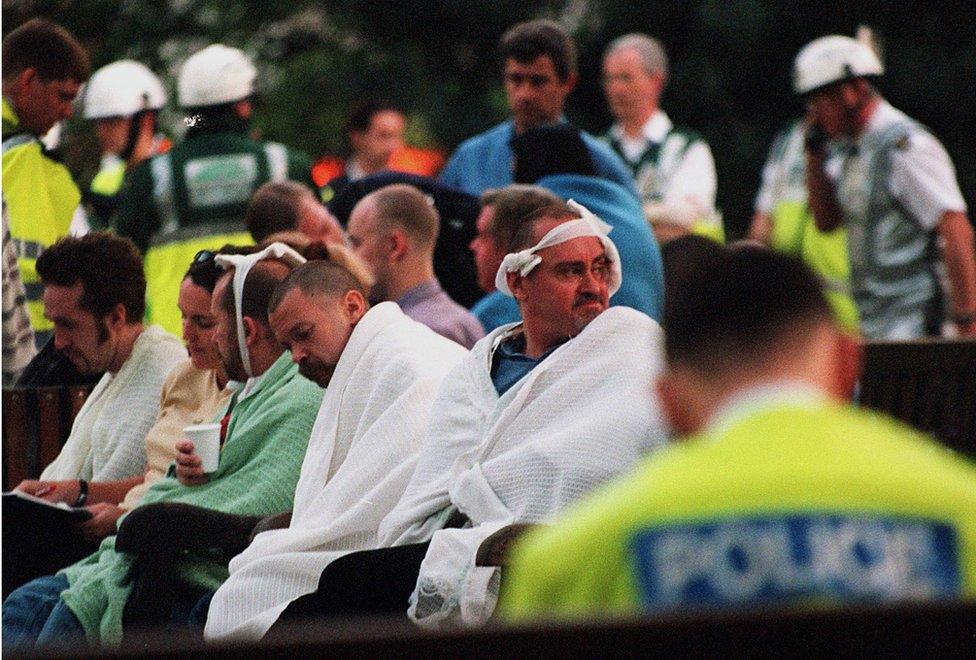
(257, 200), (669, 635)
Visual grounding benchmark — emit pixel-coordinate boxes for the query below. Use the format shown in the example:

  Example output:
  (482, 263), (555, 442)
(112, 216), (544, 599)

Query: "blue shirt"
(471, 291), (521, 334)
(440, 120), (638, 198)
(490, 333), (564, 396)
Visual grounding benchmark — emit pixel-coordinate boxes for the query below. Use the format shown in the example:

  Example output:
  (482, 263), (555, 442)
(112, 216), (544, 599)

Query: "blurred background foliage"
(3, 0), (974, 238)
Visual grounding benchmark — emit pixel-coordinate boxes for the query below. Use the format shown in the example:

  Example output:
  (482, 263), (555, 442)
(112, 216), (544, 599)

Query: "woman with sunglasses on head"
(4, 249), (247, 596)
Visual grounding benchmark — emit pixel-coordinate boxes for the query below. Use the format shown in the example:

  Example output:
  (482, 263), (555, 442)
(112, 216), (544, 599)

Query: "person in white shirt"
(795, 35), (976, 339)
(602, 33), (720, 244)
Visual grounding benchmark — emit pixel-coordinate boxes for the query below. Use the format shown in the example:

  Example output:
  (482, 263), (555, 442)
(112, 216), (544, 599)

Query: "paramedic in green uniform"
(114, 44), (316, 336)
(602, 33), (722, 244)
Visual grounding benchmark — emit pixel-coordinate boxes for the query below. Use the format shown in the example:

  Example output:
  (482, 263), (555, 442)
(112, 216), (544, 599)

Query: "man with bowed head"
(251, 200), (667, 633)
(204, 256), (468, 640)
(2, 244), (322, 650)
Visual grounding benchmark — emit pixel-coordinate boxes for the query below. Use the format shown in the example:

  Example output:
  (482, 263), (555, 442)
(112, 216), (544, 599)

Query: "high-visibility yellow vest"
(759, 121), (858, 334)
(690, 216), (725, 244)
(501, 402), (976, 620)
(90, 161), (126, 197)
(142, 225), (254, 335)
(772, 199), (859, 334)
(2, 98), (81, 335)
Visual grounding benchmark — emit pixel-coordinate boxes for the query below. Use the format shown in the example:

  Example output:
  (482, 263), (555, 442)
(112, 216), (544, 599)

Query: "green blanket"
(59, 353), (323, 645)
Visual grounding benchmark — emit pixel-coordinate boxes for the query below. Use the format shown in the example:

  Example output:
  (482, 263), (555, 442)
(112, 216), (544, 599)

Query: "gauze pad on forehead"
(214, 243), (307, 378)
(494, 199), (622, 297)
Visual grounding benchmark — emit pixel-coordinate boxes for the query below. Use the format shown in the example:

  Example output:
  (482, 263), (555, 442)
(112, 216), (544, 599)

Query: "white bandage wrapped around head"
(494, 199), (622, 297)
(215, 242), (307, 378)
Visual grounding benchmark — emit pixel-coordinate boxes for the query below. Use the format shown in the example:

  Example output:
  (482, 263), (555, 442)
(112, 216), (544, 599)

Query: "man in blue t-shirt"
(440, 19), (636, 197)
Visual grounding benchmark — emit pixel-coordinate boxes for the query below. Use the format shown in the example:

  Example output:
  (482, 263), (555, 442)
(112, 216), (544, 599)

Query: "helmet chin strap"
(214, 242), (307, 379)
(119, 109), (151, 161)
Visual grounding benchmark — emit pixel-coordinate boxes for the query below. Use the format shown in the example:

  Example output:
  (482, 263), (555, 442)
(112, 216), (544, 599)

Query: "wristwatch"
(74, 479), (89, 507)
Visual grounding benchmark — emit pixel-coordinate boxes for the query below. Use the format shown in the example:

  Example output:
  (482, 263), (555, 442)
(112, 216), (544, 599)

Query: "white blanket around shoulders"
(377, 306), (668, 628)
(204, 302), (467, 641)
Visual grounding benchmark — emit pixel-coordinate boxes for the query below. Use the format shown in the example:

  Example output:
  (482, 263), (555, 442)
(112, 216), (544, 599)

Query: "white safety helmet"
(793, 35), (883, 96)
(177, 44), (257, 108)
(83, 60), (167, 119)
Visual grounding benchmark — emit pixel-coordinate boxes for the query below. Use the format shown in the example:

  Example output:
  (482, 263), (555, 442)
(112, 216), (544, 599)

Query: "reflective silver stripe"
(148, 219), (249, 248)
(264, 142), (288, 182)
(150, 152), (177, 230)
(12, 237), (45, 261)
(820, 275), (852, 297)
(1, 133), (35, 155)
(24, 281), (43, 300)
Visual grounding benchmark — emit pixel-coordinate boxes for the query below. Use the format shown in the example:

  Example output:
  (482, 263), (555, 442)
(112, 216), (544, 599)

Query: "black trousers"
(267, 541), (431, 635)
(2, 508), (99, 599)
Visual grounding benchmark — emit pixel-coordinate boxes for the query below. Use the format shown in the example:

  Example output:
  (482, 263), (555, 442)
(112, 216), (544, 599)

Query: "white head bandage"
(494, 199), (622, 297)
(214, 242), (307, 378)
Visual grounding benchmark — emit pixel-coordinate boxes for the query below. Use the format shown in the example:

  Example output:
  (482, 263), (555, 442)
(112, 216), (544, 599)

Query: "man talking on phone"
(796, 34), (976, 340)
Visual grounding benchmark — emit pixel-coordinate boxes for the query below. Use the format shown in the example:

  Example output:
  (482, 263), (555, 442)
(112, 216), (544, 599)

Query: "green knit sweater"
(59, 353), (323, 645)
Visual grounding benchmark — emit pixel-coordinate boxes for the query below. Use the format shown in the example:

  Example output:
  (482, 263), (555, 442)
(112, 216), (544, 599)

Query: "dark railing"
(2, 385), (93, 490)
(859, 339), (976, 459)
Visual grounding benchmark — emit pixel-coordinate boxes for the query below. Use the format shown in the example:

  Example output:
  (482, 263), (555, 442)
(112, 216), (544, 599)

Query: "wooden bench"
(2, 385), (93, 490)
(859, 339), (976, 459)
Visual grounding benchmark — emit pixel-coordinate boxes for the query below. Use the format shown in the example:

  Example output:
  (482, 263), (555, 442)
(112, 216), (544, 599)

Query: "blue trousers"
(2, 574), (86, 651)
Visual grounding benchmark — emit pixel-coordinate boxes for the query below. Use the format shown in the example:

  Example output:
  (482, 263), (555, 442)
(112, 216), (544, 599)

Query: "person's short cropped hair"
(510, 124), (597, 185)
(245, 181), (314, 243)
(664, 247), (833, 375)
(498, 19), (577, 82)
(371, 183), (440, 251)
(509, 203), (579, 253)
(481, 186), (562, 253)
(660, 234), (726, 303)
(1, 18), (90, 83)
(36, 233), (145, 322)
(218, 259), (294, 328)
(604, 33), (669, 79)
(269, 259), (371, 314)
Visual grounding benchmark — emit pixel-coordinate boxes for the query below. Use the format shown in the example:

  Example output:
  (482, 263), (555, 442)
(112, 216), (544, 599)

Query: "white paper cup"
(183, 423), (221, 473)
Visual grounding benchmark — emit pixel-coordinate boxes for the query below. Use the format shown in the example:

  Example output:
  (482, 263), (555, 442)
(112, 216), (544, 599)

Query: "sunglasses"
(193, 249), (217, 264)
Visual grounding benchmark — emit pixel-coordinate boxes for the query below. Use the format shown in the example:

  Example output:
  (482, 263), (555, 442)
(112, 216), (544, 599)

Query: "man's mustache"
(574, 292), (602, 306)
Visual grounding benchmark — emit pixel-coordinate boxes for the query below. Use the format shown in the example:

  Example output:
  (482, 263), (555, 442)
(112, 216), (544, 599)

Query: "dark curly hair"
(36, 233), (145, 323)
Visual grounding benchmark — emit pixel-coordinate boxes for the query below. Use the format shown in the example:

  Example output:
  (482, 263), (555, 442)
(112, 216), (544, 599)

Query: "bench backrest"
(2, 385), (94, 490)
(859, 339), (976, 459)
